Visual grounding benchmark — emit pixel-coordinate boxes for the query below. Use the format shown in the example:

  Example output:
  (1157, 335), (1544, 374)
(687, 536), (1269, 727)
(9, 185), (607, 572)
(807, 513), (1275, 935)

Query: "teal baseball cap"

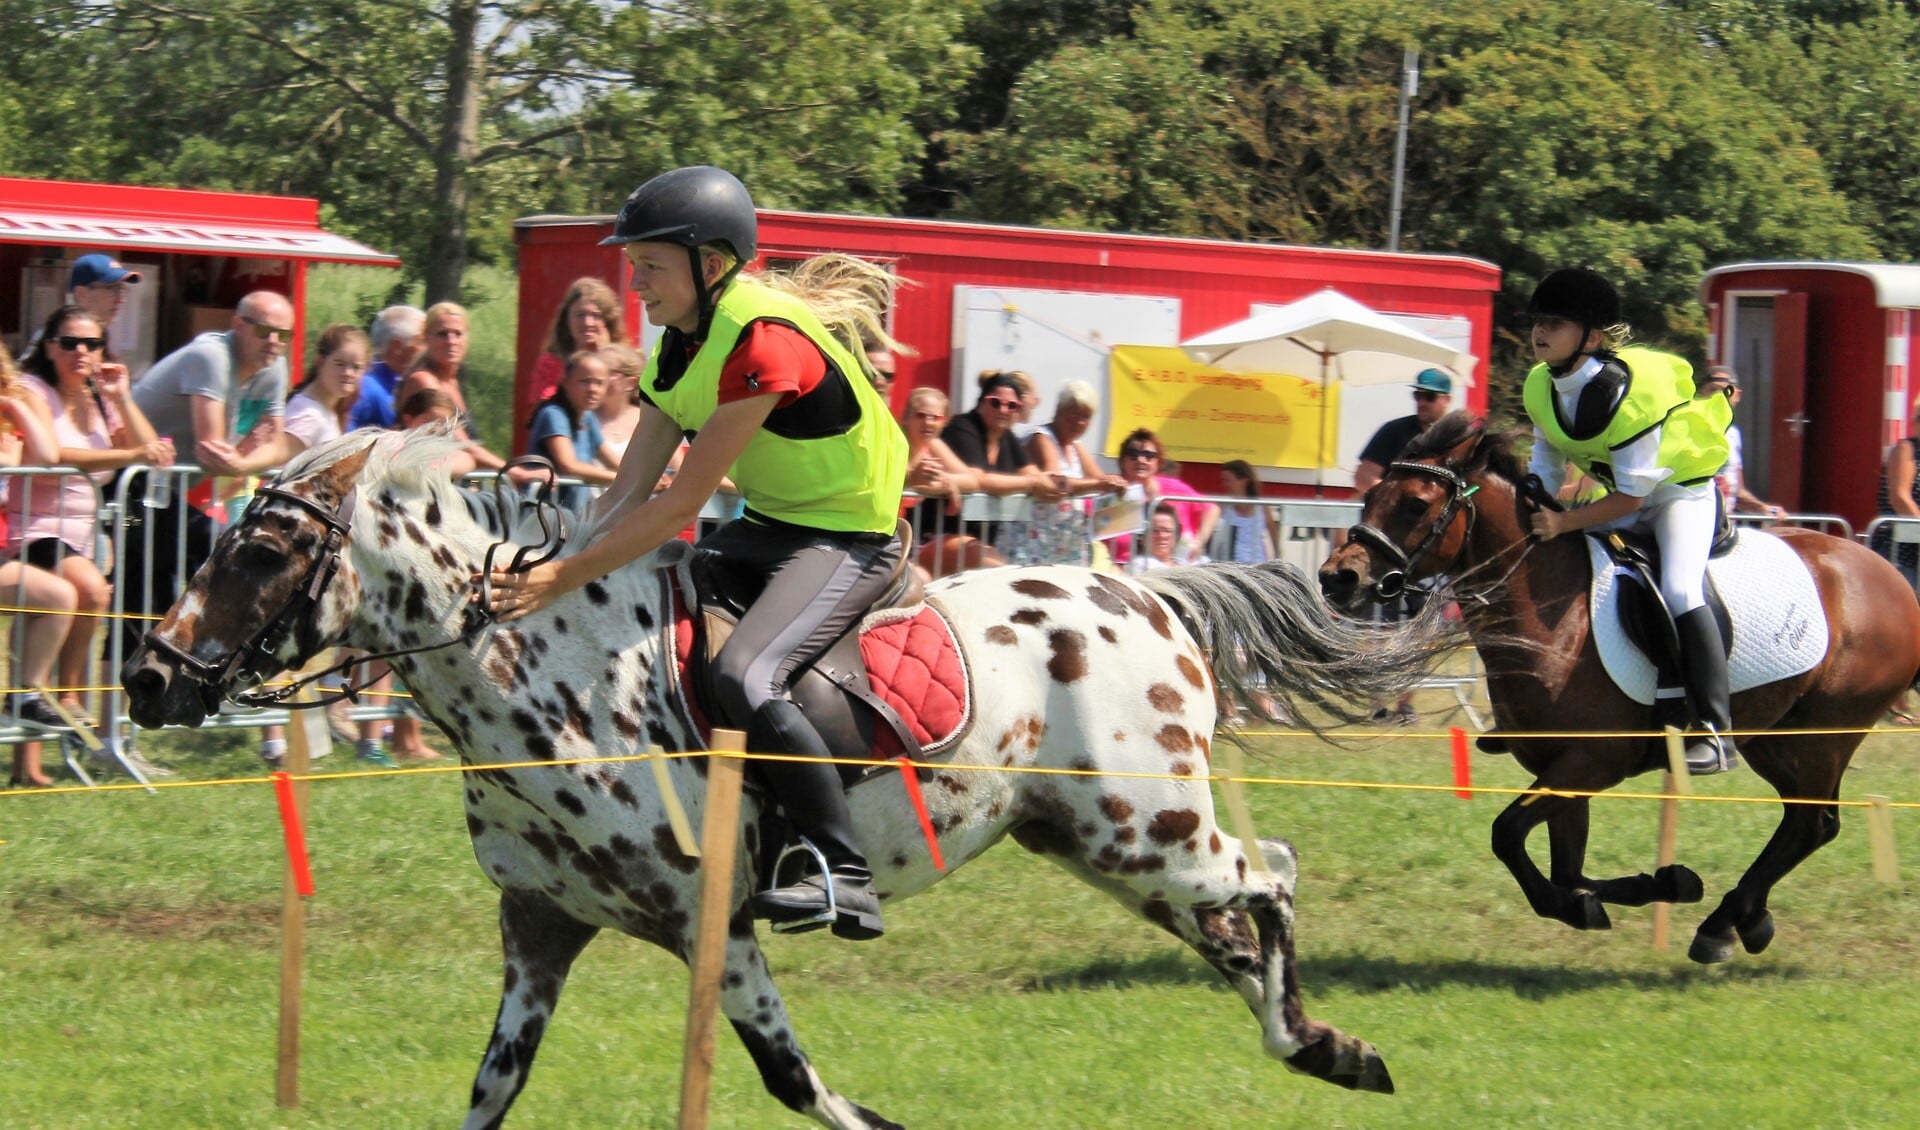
(1413, 368), (1453, 394)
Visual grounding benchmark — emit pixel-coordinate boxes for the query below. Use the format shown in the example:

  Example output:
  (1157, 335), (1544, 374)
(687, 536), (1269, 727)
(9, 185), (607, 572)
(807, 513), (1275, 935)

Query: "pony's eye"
(1394, 496), (1432, 524)
(236, 540), (287, 572)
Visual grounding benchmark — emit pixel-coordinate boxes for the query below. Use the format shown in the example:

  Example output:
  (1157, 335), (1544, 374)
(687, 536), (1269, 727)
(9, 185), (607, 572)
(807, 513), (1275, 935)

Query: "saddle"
(664, 520), (966, 786)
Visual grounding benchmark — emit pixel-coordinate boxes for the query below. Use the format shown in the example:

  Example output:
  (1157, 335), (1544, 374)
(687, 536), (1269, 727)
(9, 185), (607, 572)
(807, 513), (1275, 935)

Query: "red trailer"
(1700, 262), (1920, 528)
(0, 176), (397, 379)
(513, 210), (1499, 494)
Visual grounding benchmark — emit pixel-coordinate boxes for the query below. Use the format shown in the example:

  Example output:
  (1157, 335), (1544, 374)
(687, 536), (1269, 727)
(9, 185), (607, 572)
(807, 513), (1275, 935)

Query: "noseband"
(1346, 460), (1478, 600)
(142, 482), (356, 698)
(141, 458), (565, 711)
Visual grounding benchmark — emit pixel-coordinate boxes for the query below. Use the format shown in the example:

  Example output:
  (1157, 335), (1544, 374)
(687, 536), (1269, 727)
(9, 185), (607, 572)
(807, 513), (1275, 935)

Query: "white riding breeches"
(1592, 481), (1719, 613)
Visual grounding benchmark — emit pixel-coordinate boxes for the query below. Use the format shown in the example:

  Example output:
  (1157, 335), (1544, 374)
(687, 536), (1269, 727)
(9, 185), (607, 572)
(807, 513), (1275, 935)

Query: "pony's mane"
(1402, 411), (1530, 484)
(280, 420), (467, 495)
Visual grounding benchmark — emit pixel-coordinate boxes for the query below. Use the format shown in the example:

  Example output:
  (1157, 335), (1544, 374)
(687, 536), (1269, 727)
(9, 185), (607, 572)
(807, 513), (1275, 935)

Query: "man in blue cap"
(19, 253), (142, 364)
(1352, 366), (1455, 722)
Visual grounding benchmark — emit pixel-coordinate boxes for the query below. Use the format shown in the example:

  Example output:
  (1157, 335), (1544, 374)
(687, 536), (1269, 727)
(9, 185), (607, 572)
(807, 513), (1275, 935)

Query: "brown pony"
(1318, 412), (1920, 964)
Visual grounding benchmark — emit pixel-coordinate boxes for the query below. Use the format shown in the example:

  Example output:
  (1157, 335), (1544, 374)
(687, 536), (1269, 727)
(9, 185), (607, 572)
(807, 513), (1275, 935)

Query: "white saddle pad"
(1586, 529), (1828, 705)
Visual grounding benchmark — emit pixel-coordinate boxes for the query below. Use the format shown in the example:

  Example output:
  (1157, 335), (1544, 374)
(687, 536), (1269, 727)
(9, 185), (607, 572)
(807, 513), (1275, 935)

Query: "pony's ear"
(1439, 413), (1486, 466)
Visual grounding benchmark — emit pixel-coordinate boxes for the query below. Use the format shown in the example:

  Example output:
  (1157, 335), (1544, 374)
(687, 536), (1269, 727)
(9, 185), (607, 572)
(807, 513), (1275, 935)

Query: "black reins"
(1346, 459), (1480, 600)
(142, 457), (564, 711)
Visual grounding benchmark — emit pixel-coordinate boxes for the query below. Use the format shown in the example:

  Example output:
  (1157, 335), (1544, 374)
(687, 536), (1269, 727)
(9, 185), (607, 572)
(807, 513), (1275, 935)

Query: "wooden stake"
(1865, 794), (1900, 885)
(678, 729), (747, 1130)
(277, 697), (316, 1108)
(1220, 743), (1267, 875)
(1652, 728), (1687, 952)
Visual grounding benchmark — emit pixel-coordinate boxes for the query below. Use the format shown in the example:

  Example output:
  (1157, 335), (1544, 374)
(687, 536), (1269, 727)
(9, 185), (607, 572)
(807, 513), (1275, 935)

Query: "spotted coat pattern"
(125, 432), (1392, 1129)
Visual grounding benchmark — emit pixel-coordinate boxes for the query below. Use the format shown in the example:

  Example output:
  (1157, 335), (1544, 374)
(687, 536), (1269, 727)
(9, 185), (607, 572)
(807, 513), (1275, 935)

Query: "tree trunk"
(424, 0), (484, 304)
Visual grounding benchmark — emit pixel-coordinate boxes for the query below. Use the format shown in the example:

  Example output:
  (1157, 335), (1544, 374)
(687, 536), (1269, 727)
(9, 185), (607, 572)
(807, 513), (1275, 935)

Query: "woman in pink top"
(1106, 427), (1218, 567)
(529, 277), (627, 400)
(16, 305), (169, 722)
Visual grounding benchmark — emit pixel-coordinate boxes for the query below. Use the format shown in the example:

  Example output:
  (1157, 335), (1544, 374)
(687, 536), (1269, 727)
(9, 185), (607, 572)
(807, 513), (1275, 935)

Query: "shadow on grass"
(1017, 948), (1820, 998)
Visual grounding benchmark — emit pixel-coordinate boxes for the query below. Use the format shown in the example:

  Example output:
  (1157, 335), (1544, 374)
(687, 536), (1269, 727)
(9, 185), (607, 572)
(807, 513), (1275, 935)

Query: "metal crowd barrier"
(1862, 515), (1920, 596)
(1732, 510), (1853, 539)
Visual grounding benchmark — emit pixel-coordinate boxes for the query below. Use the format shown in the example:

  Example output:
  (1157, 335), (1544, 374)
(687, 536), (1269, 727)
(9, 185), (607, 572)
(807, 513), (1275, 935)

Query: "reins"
(145, 454), (565, 712)
(1347, 459), (1480, 600)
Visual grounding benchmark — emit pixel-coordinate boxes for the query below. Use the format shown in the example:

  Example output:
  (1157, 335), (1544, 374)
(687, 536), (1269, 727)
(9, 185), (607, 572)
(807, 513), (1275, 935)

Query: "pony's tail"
(1134, 562), (1459, 740)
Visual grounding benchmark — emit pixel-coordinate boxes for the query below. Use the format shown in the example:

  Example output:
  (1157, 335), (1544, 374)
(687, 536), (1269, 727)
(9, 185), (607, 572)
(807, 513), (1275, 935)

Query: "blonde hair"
(906, 387), (949, 416)
(423, 301), (469, 337)
(598, 343), (644, 378)
(743, 253), (912, 381)
(0, 339), (18, 397)
(1056, 380), (1098, 414)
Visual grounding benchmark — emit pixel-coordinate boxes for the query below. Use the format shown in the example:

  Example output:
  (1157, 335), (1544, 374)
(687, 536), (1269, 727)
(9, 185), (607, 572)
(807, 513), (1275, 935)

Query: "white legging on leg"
(1595, 483), (1719, 614)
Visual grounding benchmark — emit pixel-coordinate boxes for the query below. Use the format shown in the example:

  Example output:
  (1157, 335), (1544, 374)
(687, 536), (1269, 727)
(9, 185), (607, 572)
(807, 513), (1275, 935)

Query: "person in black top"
(1352, 366), (1454, 722)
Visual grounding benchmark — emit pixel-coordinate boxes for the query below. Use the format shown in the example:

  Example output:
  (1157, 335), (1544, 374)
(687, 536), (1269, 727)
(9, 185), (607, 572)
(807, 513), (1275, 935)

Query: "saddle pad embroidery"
(668, 582), (973, 757)
(1585, 530), (1828, 705)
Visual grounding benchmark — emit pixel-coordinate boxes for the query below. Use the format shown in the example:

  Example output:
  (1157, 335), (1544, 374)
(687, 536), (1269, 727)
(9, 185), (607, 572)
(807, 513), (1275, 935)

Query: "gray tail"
(1135, 561), (1459, 739)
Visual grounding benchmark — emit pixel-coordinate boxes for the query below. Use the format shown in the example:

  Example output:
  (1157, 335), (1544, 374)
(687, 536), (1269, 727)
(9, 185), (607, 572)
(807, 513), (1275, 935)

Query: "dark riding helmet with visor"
(600, 165), (758, 341)
(1527, 267), (1621, 349)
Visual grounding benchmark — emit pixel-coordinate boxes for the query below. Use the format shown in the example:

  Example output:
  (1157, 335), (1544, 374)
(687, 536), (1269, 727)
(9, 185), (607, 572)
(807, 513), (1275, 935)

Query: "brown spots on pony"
(1121, 854), (1167, 875)
(1168, 760), (1195, 777)
(1176, 654), (1207, 691)
(984, 624), (1018, 646)
(1012, 577), (1072, 600)
(1010, 608), (1048, 627)
(936, 773), (968, 795)
(1209, 832), (1223, 854)
(1114, 825), (1136, 844)
(1146, 683), (1185, 713)
(1085, 580), (1130, 617)
(1098, 625), (1118, 644)
(1148, 808), (1202, 846)
(654, 823), (699, 874)
(1156, 725), (1194, 754)
(1098, 794), (1134, 823)
(1047, 628), (1089, 683)
(1070, 756), (1095, 773)
(1195, 734), (1211, 764)
(1141, 898), (1176, 930)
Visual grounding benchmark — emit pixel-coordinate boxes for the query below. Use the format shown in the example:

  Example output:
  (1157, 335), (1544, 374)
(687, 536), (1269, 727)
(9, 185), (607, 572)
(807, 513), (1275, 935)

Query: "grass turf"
(2, 717), (1916, 1128)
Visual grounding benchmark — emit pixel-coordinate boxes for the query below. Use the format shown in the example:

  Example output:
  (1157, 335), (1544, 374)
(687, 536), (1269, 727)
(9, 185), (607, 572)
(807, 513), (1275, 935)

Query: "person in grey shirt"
(120, 291), (295, 660)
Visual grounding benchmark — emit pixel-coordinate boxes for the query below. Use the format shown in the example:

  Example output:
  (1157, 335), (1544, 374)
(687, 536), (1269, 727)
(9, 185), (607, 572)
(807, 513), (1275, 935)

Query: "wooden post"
(1651, 727), (1689, 952)
(1865, 794), (1900, 884)
(1220, 743), (1268, 875)
(276, 698), (325, 1107)
(678, 729), (747, 1130)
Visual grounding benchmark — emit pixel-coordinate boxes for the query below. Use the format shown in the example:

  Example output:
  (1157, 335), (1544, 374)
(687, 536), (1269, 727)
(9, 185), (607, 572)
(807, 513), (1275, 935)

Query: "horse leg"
(717, 907), (903, 1129)
(1491, 788), (1611, 930)
(1690, 738), (1847, 964)
(1015, 821), (1391, 1094)
(1547, 799), (1704, 910)
(462, 890), (600, 1130)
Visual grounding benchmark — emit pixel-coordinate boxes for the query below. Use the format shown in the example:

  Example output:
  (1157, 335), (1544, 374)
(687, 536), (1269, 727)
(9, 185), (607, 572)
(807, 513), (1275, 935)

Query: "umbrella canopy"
(1181, 287), (1475, 384)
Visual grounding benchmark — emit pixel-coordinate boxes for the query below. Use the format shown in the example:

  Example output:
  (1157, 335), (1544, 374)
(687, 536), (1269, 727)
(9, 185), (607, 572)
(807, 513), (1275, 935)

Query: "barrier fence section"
(9, 466), (1516, 778)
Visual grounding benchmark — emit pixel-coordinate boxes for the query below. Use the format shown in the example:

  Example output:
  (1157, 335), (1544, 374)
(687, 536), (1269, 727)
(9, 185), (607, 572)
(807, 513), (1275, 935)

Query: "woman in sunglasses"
(15, 305), (169, 741)
(1107, 427), (1218, 568)
(938, 372), (1067, 560)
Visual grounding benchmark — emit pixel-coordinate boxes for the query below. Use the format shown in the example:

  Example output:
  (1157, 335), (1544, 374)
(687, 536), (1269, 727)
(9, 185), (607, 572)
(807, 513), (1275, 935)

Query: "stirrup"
(1684, 726), (1740, 776)
(763, 838), (838, 935)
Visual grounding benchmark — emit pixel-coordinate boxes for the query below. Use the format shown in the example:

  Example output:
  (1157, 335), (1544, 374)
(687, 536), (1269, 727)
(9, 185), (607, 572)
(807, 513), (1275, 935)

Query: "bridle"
(1345, 460), (1479, 600)
(141, 458), (563, 711)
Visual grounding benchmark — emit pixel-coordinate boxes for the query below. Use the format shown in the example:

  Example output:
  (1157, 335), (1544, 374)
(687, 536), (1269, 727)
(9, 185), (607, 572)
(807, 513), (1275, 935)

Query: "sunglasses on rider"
(1121, 446), (1161, 460)
(56, 335), (106, 352)
(241, 316), (292, 341)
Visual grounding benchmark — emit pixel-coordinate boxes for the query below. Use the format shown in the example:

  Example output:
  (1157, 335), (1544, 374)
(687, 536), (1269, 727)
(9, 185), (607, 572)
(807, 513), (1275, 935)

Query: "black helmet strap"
(687, 244), (745, 343)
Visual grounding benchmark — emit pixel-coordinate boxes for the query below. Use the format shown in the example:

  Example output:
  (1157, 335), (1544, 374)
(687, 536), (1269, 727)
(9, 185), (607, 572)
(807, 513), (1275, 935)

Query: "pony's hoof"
(1655, 864), (1704, 904)
(1284, 1035), (1394, 1094)
(1737, 908), (1775, 954)
(1561, 891), (1611, 931)
(1688, 927), (1737, 964)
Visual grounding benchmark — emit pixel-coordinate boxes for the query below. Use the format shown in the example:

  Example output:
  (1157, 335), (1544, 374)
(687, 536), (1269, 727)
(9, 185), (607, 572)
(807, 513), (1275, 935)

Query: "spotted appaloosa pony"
(125, 430), (1452, 1128)
(1319, 413), (1920, 965)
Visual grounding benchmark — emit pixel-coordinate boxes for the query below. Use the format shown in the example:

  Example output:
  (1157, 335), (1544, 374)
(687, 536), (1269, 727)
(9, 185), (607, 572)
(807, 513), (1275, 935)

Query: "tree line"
(6, 0), (1919, 395)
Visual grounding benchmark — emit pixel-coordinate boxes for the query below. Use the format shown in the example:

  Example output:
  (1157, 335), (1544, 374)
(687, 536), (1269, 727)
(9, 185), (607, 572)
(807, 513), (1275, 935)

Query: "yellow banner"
(1105, 345), (1337, 468)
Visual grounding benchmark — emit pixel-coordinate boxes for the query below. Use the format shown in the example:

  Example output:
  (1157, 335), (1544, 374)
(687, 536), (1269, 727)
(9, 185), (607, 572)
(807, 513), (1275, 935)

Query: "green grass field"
(2, 715), (1917, 1128)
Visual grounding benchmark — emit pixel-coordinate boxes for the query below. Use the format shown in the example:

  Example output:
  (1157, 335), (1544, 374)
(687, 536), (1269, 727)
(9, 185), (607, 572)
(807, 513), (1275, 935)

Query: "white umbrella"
(1180, 288), (1477, 489)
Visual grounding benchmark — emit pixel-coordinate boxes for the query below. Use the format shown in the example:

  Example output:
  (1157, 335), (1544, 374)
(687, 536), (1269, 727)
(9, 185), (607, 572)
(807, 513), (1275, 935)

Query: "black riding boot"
(744, 698), (884, 940)
(1675, 606), (1740, 775)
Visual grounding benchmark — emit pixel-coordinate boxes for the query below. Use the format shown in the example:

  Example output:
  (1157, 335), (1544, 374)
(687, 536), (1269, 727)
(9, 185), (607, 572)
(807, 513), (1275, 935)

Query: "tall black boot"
(744, 698), (884, 940)
(1675, 606), (1739, 775)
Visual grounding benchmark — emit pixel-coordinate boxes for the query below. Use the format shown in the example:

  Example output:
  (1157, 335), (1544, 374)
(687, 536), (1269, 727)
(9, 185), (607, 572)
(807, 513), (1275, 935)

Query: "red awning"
(0, 177), (398, 267)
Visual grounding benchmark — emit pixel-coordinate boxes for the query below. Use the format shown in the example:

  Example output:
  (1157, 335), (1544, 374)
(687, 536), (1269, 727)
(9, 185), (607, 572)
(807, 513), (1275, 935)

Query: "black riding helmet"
(1528, 267), (1621, 335)
(600, 165), (758, 341)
